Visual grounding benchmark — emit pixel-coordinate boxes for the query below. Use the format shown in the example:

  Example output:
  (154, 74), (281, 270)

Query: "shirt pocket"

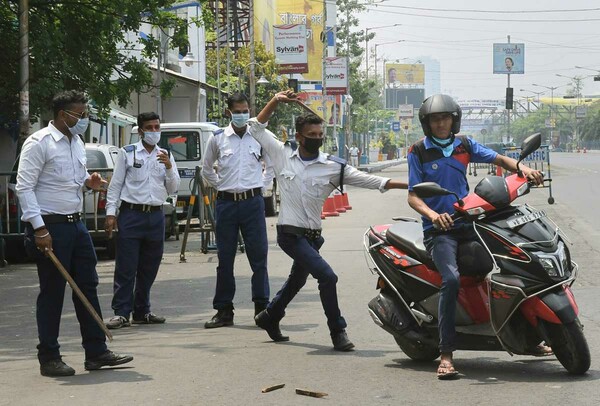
(51, 156), (74, 179)
(75, 155), (88, 185)
(248, 144), (261, 162)
(306, 177), (330, 199)
(152, 160), (167, 180)
(278, 169), (295, 192)
(127, 165), (147, 182)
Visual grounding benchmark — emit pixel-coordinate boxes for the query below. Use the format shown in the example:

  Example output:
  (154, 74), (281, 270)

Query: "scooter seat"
(385, 222), (434, 268)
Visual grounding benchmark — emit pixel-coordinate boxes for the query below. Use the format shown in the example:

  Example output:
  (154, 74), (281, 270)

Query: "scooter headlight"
(539, 257), (559, 277)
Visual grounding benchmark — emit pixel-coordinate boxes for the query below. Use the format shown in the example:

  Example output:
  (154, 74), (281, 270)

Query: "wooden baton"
(47, 250), (113, 342)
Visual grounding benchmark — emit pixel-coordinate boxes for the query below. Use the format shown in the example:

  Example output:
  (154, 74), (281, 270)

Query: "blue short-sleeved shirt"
(408, 136), (498, 230)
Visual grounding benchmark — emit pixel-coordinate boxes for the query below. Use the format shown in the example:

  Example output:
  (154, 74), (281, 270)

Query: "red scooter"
(364, 134), (590, 374)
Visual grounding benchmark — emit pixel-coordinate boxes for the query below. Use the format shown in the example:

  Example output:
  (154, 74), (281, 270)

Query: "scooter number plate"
(506, 210), (546, 228)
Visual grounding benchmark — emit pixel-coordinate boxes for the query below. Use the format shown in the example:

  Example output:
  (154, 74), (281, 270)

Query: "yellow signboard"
(254, 0), (276, 52)
(297, 91), (343, 127)
(385, 63), (425, 86)
(275, 0), (324, 81)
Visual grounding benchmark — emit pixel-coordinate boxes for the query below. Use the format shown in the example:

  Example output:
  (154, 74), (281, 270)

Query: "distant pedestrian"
(348, 144), (359, 166)
(202, 93), (274, 328)
(105, 112), (180, 329)
(16, 90), (133, 376)
(251, 90), (408, 351)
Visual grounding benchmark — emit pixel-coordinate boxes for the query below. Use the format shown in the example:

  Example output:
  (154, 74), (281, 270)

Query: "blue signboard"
(493, 43), (525, 74)
(392, 121), (400, 132)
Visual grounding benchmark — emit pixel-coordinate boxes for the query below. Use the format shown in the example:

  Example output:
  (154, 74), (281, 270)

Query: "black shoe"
(204, 308), (234, 329)
(254, 309), (289, 342)
(106, 316), (130, 330)
(331, 330), (355, 351)
(254, 302), (267, 325)
(84, 350), (134, 371)
(132, 312), (166, 324)
(40, 359), (75, 377)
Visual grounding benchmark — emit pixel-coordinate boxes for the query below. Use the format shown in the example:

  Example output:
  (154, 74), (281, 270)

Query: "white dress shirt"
(16, 122), (90, 230)
(349, 146), (359, 157)
(106, 141), (180, 216)
(248, 119), (390, 230)
(202, 123), (275, 193)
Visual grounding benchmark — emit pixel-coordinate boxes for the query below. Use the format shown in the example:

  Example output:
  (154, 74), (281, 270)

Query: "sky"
(354, 0), (600, 101)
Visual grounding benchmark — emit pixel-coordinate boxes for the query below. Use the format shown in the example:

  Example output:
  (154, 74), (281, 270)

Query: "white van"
(131, 122), (218, 217)
(131, 122), (279, 218)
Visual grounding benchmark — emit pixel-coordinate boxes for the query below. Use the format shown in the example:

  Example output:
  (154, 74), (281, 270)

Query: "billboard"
(385, 63), (425, 87)
(274, 24), (308, 73)
(297, 91), (343, 127)
(254, 0), (276, 52)
(324, 57), (348, 95)
(386, 88), (425, 110)
(275, 0), (324, 81)
(493, 43), (525, 74)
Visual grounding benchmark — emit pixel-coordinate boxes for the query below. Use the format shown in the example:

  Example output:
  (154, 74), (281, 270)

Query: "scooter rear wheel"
(394, 335), (440, 362)
(544, 318), (590, 375)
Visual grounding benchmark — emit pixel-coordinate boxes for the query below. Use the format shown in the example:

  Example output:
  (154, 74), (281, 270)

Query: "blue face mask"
(65, 115), (90, 136)
(231, 113), (250, 128)
(432, 136), (455, 157)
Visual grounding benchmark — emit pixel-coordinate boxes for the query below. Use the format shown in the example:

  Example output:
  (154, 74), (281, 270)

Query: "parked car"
(1, 143), (177, 263)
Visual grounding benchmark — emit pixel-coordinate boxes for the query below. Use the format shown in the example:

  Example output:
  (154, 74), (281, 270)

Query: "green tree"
(0, 0), (211, 128)
(204, 42), (293, 136)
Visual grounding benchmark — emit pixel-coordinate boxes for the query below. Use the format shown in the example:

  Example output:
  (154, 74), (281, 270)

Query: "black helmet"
(418, 94), (462, 137)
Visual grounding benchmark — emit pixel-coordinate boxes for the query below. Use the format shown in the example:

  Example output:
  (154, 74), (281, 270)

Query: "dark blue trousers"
(25, 221), (107, 363)
(213, 195), (269, 309)
(424, 224), (477, 353)
(112, 208), (164, 319)
(267, 231), (347, 333)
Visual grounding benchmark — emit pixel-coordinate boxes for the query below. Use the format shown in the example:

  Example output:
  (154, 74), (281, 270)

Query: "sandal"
(437, 361), (459, 380)
(529, 343), (553, 357)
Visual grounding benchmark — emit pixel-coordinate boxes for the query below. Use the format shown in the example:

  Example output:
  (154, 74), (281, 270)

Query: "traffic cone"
(341, 187), (352, 210)
(333, 192), (346, 213)
(496, 165), (503, 177)
(321, 196), (339, 217)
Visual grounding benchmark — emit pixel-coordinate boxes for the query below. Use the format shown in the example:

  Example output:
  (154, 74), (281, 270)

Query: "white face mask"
(143, 131), (161, 146)
(64, 112), (90, 136)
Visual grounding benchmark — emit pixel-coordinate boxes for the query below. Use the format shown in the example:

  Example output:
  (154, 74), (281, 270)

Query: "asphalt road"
(0, 159), (598, 405)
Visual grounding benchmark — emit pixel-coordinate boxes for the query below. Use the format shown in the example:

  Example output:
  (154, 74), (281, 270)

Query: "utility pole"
(18, 0), (30, 145)
(249, 0), (257, 116)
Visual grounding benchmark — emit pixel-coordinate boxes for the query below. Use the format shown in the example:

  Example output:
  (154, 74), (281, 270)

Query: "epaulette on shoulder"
(123, 145), (135, 153)
(284, 140), (298, 151)
(30, 131), (52, 142)
(327, 154), (347, 165)
(213, 128), (225, 136)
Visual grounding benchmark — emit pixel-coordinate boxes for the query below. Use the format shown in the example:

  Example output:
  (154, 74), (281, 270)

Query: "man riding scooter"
(406, 94), (545, 379)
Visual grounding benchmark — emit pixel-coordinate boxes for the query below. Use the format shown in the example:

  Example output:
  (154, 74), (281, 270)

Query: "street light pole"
(533, 83), (567, 147)
(364, 24), (401, 163)
(18, 0), (30, 145)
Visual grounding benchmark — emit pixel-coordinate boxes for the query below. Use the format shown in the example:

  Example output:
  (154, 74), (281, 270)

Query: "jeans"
(25, 221), (107, 363)
(267, 231), (347, 333)
(112, 207), (164, 319)
(213, 195), (269, 309)
(424, 224), (477, 353)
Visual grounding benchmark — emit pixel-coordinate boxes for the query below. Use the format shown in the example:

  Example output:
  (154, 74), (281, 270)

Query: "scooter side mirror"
(413, 182), (451, 198)
(413, 182), (464, 206)
(519, 133), (542, 161)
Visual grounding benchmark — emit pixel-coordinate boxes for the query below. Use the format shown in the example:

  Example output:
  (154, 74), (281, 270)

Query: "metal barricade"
(502, 145), (554, 204)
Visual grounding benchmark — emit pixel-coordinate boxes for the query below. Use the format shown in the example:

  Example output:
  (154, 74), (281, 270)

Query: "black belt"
(277, 224), (322, 240)
(120, 202), (162, 212)
(217, 187), (262, 201)
(42, 213), (82, 224)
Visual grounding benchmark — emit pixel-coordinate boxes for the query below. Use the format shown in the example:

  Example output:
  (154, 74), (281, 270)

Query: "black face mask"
(301, 137), (323, 154)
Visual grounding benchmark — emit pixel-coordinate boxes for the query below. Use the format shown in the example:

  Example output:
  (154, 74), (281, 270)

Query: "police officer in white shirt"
(104, 112), (180, 329)
(16, 90), (133, 377)
(202, 93), (274, 328)
(251, 91), (408, 351)
(348, 144), (359, 167)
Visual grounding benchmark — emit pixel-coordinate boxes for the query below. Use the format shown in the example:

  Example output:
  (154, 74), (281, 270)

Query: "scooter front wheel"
(394, 335), (440, 362)
(544, 318), (590, 375)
